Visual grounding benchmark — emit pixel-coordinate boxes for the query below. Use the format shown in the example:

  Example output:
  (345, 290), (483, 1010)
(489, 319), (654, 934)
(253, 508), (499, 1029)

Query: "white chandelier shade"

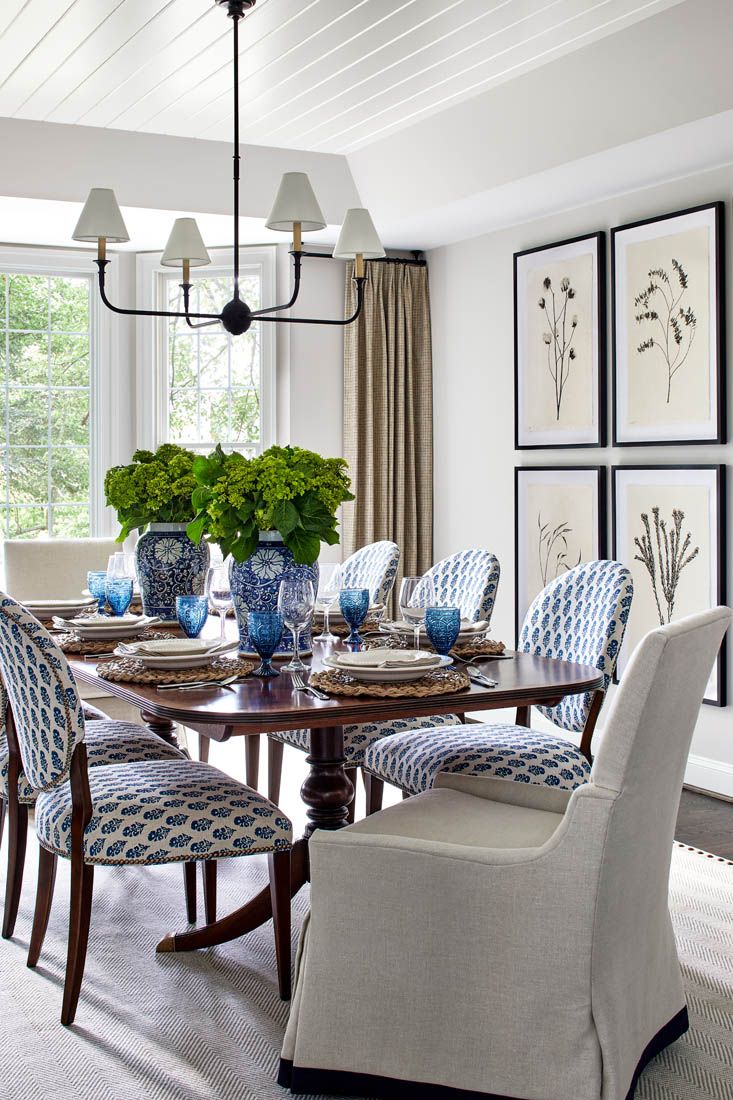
(72, 188), (130, 244)
(161, 218), (211, 268)
(333, 208), (386, 261)
(265, 172), (326, 233)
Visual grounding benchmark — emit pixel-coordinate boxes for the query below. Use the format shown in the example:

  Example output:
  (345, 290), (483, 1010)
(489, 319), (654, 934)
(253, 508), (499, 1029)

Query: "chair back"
(518, 560), (633, 733)
(3, 537), (118, 600)
(341, 541), (400, 607)
(415, 549), (501, 624)
(0, 594), (85, 792)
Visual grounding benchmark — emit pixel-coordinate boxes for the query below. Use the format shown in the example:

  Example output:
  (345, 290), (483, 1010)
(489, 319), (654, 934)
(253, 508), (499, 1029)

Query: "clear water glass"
(248, 611), (284, 678)
(399, 575), (436, 649)
(278, 578), (315, 672)
(206, 563), (233, 644)
(176, 595), (209, 639)
(106, 577), (133, 616)
(87, 570), (107, 613)
(425, 607), (461, 656)
(339, 588), (370, 647)
(313, 563), (342, 642)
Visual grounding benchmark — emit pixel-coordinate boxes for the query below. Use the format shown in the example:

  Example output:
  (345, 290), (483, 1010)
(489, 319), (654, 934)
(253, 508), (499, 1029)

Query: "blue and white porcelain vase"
(135, 522), (210, 621)
(230, 531), (319, 657)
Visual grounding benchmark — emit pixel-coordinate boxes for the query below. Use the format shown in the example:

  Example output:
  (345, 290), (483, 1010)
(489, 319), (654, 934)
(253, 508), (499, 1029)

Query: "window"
(137, 247), (276, 456)
(0, 268), (93, 539)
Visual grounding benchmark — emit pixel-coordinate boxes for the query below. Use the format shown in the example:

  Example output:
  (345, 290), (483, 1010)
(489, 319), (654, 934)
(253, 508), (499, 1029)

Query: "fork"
(156, 673), (242, 692)
(291, 671), (329, 701)
(466, 668), (498, 688)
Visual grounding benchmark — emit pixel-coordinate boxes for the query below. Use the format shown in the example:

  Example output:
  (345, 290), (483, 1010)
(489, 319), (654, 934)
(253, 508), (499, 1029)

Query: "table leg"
(302, 725), (354, 837)
(156, 839), (309, 953)
(140, 710), (187, 755)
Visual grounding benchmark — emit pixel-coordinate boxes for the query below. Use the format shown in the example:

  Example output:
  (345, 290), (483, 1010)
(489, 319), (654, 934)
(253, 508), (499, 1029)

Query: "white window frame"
(0, 244), (117, 537)
(136, 246), (276, 454)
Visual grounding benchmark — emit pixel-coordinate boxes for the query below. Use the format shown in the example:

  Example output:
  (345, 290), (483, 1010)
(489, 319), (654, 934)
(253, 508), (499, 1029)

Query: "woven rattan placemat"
(98, 654), (256, 685)
(57, 630), (176, 656)
(364, 634), (505, 658)
(309, 666), (470, 698)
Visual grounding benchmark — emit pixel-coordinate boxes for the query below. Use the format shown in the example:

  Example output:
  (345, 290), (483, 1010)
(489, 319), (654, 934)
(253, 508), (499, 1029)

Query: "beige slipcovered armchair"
(280, 607), (730, 1100)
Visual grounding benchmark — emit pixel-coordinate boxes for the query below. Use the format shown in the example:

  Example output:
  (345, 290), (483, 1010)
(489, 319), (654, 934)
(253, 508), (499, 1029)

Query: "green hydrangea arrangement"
(104, 444), (199, 542)
(187, 444), (354, 565)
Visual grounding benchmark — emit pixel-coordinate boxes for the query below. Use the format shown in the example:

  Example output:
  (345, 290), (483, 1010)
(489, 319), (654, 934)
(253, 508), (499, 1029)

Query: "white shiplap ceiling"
(0, 0), (683, 155)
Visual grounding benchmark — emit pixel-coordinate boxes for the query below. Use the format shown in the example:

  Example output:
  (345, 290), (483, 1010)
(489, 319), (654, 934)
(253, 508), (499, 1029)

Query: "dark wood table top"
(70, 636), (604, 736)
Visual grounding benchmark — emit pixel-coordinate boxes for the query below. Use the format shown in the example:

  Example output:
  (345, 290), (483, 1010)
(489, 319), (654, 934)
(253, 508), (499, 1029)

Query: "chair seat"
(364, 722), (591, 795)
(35, 759), (292, 865)
(2, 719), (184, 805)
(270, 713), (463, 767)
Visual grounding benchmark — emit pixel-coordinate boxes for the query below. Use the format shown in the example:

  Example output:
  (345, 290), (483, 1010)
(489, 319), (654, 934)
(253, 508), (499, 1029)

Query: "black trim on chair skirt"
(278, 1006), (689, 1100)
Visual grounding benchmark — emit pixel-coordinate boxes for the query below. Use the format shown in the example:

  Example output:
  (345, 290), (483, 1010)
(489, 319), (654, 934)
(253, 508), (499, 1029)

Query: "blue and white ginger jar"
(230, 531), (319, 656)
(136, 522), (210, 621)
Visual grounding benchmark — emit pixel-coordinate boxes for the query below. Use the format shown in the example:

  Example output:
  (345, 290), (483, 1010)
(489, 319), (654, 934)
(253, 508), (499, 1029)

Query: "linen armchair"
(280, 607), (730, 1100)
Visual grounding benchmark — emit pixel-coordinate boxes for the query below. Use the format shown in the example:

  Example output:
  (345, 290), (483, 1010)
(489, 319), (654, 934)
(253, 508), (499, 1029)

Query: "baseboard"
(684, 753), (733, 799)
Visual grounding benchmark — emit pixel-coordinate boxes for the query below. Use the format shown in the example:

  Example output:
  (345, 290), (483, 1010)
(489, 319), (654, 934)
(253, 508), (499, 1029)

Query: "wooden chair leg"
(198, 734), (210, 763)
(401, 790), (410, 800)
(2, 800), (28, 939)
(245, 735), (260, 790)
(268, 737), (284, 804)
(269, 849), (291, 1001)
(345, 767), (357, 823)
(0, 797), (5, 850)
(183, 861), (197, 923)
(363, 772), (384, 816)
(61, 858), (94, 1026)
(28, 847), (58, 968)
(203, 860), (217, 924)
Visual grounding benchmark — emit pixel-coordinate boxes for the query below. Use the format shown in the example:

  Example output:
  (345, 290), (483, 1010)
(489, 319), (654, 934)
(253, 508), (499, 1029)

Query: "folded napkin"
(458, 619), (489, 635)
(337, 648), (439, 670)
(119, 638), (214, 656)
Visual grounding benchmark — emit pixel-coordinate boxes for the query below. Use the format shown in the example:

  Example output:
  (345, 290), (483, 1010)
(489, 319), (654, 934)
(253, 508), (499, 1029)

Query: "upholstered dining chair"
(3, 537), (139, 725)
(0, 595), (293, 1023)
(280, 607), (731, 1100)
(1, 674), (186, 942)
(257, 540), (401, 806)
(266, 546), (497, 819)
(363, 559), (633, 812)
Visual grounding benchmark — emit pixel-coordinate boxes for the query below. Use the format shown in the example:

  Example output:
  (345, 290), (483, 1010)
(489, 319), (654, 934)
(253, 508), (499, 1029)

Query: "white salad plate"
(380, 618), (489, 642)
(323, 649), (451, 683)
(26, 597), (98, 620)
(52, 614), (161, 641)
(115, 638), (238, 671)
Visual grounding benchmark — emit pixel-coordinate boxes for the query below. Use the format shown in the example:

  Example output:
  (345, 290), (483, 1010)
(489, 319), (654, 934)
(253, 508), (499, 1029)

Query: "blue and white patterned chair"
(364, 560), (633, 808)
(1, 678), (186, 941)
(267, 548), (500, 818)
(264, 540), (401, 810)
(0, 595), (293, 1022)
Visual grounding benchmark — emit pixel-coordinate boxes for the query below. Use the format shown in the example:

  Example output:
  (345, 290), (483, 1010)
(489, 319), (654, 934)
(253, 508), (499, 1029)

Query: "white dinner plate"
(335, 647), (441, 670)
(26, 597), (98, 620)
(323, 652), (452, 683)
(52, 614), (161, 641)
(115, 638), (238, 670)
(380, 619), (489, 642)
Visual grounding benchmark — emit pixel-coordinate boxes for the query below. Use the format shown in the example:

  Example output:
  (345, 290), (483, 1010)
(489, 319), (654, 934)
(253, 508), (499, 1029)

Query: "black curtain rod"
(300, 249), (426, 267)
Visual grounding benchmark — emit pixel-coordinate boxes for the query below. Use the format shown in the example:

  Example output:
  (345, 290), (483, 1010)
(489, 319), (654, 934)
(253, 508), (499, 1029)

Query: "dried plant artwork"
(538, 276), (579, 420)
(634, 260), (697, 404)
(537, 512), (582, 585)
(633, 507), (699, 626)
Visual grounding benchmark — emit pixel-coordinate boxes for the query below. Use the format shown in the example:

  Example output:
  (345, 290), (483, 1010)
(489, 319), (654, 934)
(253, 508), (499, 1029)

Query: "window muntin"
(0, 272), (92, 539)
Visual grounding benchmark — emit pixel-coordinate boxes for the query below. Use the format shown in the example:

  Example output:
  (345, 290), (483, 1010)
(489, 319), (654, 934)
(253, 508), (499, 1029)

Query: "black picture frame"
(514, 465), (607, 642)
(611, 201), (726, 446)
(514, 231), (606, 450)
(611, 464), (727, 706)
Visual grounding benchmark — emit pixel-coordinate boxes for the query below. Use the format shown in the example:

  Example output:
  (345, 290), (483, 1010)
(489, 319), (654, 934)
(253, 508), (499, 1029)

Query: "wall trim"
(685, 754), (733, 799)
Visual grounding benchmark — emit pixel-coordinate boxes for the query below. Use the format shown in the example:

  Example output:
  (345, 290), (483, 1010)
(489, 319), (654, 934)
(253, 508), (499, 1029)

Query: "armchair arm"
(434, 771), (574, 815)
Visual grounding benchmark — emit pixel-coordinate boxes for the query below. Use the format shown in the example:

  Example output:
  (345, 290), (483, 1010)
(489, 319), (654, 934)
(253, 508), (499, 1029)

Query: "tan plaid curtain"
(342, 260), (433, 601)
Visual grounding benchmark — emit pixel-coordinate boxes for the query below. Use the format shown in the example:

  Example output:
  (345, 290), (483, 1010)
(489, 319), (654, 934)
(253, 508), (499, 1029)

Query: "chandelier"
(71, 0), (384, 335)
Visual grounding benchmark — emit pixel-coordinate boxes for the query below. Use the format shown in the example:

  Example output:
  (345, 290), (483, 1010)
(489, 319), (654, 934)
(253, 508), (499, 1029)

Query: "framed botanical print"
(611, 202), (725, 445)
(514, 232), (606, 449)
(612, 465), (726, 705)
(515, 466), (606, 639)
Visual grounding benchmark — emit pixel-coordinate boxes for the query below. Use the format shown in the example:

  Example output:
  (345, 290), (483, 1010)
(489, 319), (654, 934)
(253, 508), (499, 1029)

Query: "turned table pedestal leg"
(302, 726), (354, 837)
(140, 710), (187, 756)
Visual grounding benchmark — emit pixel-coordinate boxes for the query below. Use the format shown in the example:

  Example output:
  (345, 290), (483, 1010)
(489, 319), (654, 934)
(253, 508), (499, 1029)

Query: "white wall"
(429, 163), (733, 798)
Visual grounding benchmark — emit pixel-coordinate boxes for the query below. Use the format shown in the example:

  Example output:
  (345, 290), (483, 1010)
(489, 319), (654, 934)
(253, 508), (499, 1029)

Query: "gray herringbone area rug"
(0, 842), (730, 1100)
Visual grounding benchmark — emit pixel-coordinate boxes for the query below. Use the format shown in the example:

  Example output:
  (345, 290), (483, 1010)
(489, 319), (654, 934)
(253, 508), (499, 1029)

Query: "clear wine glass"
(399, 574), (436, 650)
(278, 578), (315, 673)
(206, 564), (233, 645)
(313, 563), (342, 642)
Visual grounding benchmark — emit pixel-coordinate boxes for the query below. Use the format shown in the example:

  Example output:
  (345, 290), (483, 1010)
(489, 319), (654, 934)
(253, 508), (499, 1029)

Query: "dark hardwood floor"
(676, 788), (733, 860)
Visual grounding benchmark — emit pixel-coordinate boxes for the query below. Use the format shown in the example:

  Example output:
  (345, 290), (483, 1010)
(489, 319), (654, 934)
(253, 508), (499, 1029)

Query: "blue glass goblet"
(425, 607), (461, 656)
(87, 570), (107, 613)
(339, 588), (370, 647)
(248, 612), (284, 678)
(106, 577), (133, 616)
(176, 595), (209, 639)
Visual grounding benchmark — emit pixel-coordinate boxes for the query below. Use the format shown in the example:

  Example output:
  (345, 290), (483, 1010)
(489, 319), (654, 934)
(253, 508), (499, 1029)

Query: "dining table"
(69, 628), (605, 956)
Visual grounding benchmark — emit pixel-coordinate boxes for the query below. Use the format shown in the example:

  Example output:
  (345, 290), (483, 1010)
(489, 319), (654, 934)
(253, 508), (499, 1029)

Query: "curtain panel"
(343, 261), (433, 603)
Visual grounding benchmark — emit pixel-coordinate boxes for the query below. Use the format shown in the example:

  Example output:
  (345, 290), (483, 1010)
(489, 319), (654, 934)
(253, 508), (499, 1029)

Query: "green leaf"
(192, 455), (218, 486)
(186, 516), (207, 544)
(285, 527), (321, 565)
(191, 485), (212, 511)
(273, 499), (300, 538)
